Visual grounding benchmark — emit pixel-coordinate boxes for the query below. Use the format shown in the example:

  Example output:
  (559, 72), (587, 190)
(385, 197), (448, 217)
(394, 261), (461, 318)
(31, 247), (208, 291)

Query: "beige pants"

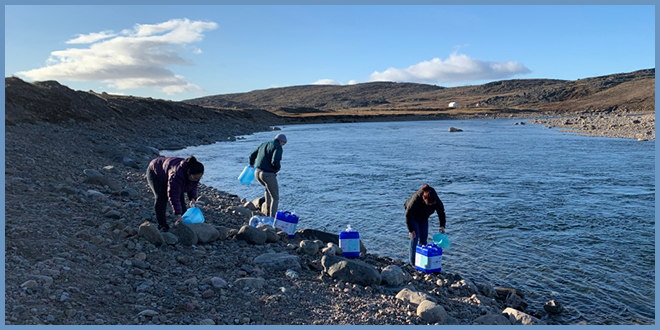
(255, 169), (279, 217)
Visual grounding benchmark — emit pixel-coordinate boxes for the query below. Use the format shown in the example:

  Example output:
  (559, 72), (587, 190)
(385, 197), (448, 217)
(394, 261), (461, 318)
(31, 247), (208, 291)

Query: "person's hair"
(421, 183), (436, 204)
(186, 156), (205, 175)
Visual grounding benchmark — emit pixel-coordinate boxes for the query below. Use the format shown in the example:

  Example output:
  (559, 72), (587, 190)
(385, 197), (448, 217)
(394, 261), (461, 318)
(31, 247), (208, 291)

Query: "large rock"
(83, 176), (122, 192)
(321, 255), (380, 287)
(169, 222), (198, 246)
(298, 240), (318, 255)
(380, 265), (405, 287)
(162, 232), (179, 245)
(472, 313), (511, 325)
(502, 307), (546, 325)
(416, 300), (447, 324)
(137, 221), (164, 246)
(504, 292), (527, 311)
(214, 226), (231, 241)
(83, 169), (103, 179)
(256, 224), (279, 243)
(228, 206), (252, 218)
(543, 300), (563, 314)
(321, 243), (341, 256)
(235, 225), (267, 245)
(395, 287), (435, 305)
(296, 228), (367, 254)
(253, 252), (301, 271)
(476, 281), (497, 298)
(187, 223), (220, 243)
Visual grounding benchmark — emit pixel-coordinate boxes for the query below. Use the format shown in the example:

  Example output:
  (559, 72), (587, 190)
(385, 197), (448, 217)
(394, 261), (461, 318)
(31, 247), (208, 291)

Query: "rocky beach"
(4, 78), (654, 325)
(5, 115), (556, 326)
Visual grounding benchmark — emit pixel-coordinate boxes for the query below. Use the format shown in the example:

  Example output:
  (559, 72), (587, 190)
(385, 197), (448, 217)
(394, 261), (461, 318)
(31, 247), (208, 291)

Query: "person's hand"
(439, 227), (445, 234)
(189, 200), (197, 208)
(409, 231), (416, 239)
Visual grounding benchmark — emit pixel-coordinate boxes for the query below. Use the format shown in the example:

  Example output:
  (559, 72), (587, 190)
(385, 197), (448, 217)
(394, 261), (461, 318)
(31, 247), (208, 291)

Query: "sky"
(4, 5), (656, 102)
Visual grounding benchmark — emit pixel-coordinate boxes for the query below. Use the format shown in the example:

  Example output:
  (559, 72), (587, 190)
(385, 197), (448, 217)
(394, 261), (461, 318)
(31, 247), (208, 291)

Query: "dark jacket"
(149, 157), (199, 215)
(249, 139), (283, 173)
(404, 187), (446, 232)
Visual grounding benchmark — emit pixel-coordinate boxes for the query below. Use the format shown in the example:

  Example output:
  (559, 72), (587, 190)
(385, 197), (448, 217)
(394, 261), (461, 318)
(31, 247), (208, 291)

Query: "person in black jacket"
(249, 133), (287, 217)
(404, 183), (446, 265)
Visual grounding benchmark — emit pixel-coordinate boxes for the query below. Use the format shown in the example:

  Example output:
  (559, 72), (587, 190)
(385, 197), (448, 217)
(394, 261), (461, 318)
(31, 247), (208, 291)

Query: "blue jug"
(182, 207), (205, 224)
(238, 166), (255, 185)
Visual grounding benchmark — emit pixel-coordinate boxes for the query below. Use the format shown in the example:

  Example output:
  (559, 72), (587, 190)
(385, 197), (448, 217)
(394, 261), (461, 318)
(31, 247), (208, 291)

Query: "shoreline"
(5, 111), (653, 325)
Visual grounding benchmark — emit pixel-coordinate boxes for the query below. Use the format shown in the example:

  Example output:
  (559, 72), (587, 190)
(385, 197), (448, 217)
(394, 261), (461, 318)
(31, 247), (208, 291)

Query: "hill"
(184, 69), (655, 117)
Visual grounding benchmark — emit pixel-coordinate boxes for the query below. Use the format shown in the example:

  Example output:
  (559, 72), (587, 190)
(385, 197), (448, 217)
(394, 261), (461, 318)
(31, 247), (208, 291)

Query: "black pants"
(146, 168), (186, 228)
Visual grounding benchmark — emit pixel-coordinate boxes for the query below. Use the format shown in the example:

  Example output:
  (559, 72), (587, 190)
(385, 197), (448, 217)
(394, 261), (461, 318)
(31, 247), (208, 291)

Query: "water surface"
(164, 119), (655, 325)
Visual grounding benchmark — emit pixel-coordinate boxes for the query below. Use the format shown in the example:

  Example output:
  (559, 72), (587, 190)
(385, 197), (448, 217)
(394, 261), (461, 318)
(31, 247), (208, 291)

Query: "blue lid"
(339, 231), (359, 239)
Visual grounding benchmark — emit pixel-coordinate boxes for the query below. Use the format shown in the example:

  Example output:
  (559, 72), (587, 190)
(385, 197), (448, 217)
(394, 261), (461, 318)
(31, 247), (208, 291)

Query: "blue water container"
(339, 225), (360, 258)
(414, 244), (443, 273)
(274, 211), (298, 238)
(238, 166), (255, 185)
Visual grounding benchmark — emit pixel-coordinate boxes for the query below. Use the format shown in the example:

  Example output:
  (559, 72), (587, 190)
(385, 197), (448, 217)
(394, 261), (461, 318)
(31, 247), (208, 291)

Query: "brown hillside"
(184, 69), (655, 116)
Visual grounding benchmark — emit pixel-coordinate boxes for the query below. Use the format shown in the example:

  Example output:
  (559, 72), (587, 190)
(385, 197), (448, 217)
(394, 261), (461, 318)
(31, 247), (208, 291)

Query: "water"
(163, 119), (655, 325)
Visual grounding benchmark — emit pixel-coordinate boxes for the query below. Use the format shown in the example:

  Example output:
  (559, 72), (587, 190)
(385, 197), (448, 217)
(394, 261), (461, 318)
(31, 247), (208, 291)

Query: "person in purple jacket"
(146, 156), (204, 231)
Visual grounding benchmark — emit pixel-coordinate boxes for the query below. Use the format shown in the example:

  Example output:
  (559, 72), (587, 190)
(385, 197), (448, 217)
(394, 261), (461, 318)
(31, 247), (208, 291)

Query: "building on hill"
(448, 102), (457, 108)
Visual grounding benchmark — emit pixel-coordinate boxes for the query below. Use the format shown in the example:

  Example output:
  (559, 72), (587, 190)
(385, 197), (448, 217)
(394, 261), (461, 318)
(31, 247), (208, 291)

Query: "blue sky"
(4, 5), (656, 101)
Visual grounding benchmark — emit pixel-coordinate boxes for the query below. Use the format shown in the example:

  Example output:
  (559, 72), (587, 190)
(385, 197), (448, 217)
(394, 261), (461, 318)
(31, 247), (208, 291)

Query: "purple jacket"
(149, 157), (199, 215)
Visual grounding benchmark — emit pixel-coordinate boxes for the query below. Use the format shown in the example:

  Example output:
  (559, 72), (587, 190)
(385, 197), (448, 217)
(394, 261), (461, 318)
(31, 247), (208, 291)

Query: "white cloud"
(17, 18), (218, 95)
(312, 79), (361, 86)
(312, 79), (341, 85)
(66, 30), (117, 44)
(369, 52), (530, 84)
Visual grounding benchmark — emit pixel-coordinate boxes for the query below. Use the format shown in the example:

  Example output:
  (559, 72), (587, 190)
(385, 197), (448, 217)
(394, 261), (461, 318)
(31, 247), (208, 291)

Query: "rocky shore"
(529, 110), (655, 141)
(4, 111), (574, 325)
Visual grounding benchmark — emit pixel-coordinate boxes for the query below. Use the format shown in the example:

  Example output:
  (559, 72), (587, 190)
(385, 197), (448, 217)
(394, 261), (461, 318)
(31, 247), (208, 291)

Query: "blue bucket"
(432, 232), (451, 249)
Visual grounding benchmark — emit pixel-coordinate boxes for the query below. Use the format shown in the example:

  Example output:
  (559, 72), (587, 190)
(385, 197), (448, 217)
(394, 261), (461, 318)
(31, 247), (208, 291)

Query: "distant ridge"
(184, 69), (655, 115)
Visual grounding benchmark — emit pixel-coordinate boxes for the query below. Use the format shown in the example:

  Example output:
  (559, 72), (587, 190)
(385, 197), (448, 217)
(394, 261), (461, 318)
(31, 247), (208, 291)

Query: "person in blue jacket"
(146, 156), (204, 231)
(405, 183), (446, 265)
(249, 133), (287, 217)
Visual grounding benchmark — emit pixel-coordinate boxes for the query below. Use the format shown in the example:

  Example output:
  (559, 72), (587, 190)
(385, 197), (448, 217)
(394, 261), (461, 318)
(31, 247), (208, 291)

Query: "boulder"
(187, 223), (220, 243)
(476, 281), (497, 298)
(228, 206), (252, 218)
(395, 287), (435, 305)
(543, 300), (563, 314)
(296, 228), (367, 254)
(504, 292), (527, 311)
(169, 222), (198, 246)
(214, 226), (231, 241)
(321, 255), (381, 287)
(416, 300), (447, 324)
(162, 232), (179, 245)
(210, 277), (228, 289)
(83, 169), (103, 179)
(253, 252), (301, 271)
(322, 243), (341, 256)
(502, 307), (546, 325)
(299, 240), (318, 255)
(234, 277), (267, 289)
(235, 225), (267, 245)
(472, 313), (511, 325)
(83, 176), (122, 192)
(448, 127), (463, 132)
(256, 225), (279, 243)
(380, 265), (405, 287)
(137, 221), (164, 246)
